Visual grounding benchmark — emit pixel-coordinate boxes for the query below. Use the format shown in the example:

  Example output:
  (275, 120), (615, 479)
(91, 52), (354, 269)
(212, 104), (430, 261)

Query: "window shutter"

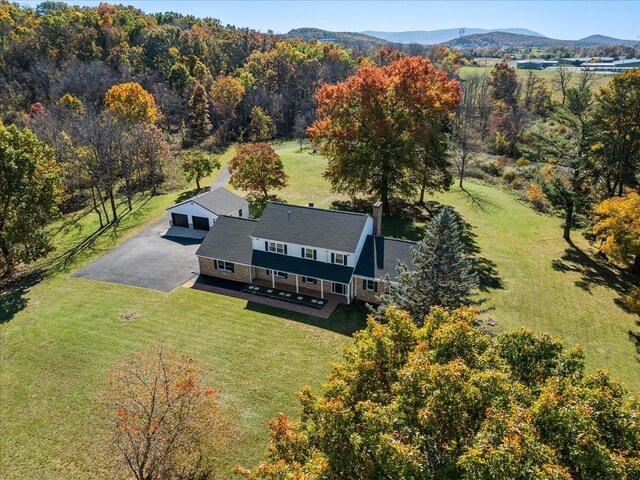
(265, 241), (268, 251)
(301, 247), (304, 257)
(343, 255), (347, 265)
(313, 250), (317, 260)
(284, 244), (288, 254)
(331, 253), (335, 263)
(373, 281), (378, 292)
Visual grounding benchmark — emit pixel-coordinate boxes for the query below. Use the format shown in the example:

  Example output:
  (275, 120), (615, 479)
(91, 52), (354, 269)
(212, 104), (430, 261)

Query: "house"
(167, 187), (249, 231)
(195, 202), (417, 304)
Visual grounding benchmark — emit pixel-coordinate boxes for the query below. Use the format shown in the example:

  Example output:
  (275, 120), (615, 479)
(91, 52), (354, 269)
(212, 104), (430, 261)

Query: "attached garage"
(166, 187), (249, 236)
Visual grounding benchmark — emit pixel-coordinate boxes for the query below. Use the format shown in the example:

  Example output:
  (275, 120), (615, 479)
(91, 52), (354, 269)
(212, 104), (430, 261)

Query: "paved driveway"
(72, 219), (201, 292)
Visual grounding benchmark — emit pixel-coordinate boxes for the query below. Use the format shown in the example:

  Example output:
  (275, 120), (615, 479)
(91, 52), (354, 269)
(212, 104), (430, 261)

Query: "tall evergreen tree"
(377, 207), (478, 325)
(188, 81), (211, 142)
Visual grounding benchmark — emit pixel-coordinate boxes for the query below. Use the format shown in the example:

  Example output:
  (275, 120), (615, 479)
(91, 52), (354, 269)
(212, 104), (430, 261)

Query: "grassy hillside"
(1, 145), (637, 479)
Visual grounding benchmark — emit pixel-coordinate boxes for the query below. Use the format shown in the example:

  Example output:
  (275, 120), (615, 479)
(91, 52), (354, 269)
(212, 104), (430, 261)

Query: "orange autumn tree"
(105, 82), (159, 124)
(101, 348), (227, 480)
(308, 56), (461, 213)
(228, 142), (288, 200)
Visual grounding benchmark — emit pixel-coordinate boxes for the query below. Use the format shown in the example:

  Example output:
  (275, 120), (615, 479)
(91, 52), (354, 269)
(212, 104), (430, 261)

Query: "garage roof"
(251, 203), (370, 253)
(169, 187), (247, 216)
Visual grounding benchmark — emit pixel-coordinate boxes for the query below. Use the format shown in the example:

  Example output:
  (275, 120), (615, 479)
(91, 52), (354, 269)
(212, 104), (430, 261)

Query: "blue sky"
(20, 1), (640, 40)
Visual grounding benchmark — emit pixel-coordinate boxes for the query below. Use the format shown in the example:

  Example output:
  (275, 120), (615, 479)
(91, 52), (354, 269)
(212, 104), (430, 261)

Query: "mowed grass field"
(458, 63), (613, 101)
(1, 145), (638, 479)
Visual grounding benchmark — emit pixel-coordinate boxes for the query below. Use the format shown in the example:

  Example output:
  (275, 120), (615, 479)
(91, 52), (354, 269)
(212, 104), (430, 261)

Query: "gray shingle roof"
(251, 250), (354, 284)
(355, 235), (416, 281)
(195, 216), (257, 264)
(251, 203), (369, 253)
(170, 187), (247, 216)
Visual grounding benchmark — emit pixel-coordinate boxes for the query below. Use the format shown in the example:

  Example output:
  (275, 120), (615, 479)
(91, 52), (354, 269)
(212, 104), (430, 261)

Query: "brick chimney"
(372, 201), (383, 236)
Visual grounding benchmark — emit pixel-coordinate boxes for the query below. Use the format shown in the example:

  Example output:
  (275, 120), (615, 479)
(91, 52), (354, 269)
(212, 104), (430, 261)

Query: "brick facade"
(354, 278), (381, 304)
(198, 257), (252, 283)
(199, 259), (384, 304)
(253, 267), (326, 295)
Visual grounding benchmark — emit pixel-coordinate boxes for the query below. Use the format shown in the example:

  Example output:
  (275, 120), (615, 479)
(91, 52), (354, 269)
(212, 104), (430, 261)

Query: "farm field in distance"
(458, 61), (614, 100)
(1, 145), (638, 480)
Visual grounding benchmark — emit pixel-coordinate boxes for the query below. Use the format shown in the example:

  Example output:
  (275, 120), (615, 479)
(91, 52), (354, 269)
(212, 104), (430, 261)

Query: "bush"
(502, 171), (517, 184)
(480, 159), (506, 177)
(525, 183), (548, 211)
(623, 287), (640, 314)
(514, 157), (530, 168)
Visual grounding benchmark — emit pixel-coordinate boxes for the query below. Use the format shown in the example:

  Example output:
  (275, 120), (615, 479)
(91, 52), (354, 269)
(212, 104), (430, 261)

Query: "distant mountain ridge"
(445, 31), (638, 49)
(362, 28), (545, 45)
(285, 28), (638, 50)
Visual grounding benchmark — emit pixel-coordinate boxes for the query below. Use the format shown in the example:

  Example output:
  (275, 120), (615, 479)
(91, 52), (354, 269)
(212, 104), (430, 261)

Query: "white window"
(302, 276), (317, 285)
(266, 269), (288, 279)
(303, 248), (315, 259)
(215, 260), (234, 273)
(364, 279), (377, 292)
(268, 241), (285, 254)
(332, 282), (346, 294)
(333, 253), (347, 265)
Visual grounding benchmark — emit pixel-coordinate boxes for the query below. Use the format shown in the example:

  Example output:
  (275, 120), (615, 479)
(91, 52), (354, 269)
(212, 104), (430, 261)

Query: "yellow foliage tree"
(593, 192), (640, 271)
(105, 82), (159, 123)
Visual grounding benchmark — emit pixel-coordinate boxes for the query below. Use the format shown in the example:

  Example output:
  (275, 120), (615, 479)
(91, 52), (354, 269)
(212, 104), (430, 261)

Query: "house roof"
(251, 203), (370, 253)
(355, 235), (417, 281)
(169, 187), (247, 216)
(251, 250), (354, 284)
(195, 216), (257, 265)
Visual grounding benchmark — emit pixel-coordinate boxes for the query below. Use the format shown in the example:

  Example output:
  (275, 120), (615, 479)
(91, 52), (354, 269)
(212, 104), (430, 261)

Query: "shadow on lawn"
(551, 243), (635, 296)
(0, 269), (45, 324)
(459, 185), (499, 214)
(46, 194), (153, 274)
(552, 243), (640, 358)
(244, 301), (367, 337)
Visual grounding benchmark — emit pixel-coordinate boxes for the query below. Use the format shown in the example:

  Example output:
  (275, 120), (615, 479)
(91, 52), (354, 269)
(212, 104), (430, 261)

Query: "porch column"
(295, 274), (299, 293)
(248, 266), (253, 283)
(344, 283), (349, 304)
(271, 270), (275, 288)
(320, 279), (324, 299)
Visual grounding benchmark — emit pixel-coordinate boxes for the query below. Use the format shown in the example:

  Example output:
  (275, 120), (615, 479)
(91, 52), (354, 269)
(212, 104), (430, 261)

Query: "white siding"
(167, 202), (218, 228)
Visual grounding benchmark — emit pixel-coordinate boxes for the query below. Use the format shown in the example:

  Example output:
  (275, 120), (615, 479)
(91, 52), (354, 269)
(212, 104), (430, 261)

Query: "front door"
(192, 216), (210, 231)
(332, 282), (346, 295)
(171, 212), (188, 228)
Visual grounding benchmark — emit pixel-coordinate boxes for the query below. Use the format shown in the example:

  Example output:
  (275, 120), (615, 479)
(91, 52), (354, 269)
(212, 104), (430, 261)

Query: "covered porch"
(250, 273), (352, 305)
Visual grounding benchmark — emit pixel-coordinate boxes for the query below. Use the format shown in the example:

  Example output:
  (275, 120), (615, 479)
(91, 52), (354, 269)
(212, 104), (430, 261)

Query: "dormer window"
(332, 253), (347, 265)
(302, 247), (316, 260)
(267, 241), (286, 254)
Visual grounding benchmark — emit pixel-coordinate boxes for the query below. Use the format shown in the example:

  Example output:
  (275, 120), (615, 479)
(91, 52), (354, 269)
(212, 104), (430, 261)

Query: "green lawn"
(1, 145), (638, 479)
(0, 159), (364, 479)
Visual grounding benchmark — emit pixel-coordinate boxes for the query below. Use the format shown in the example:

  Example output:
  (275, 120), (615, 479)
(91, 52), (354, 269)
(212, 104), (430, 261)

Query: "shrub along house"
(195, 202), (416, 304)
(167, 187), (249, 231)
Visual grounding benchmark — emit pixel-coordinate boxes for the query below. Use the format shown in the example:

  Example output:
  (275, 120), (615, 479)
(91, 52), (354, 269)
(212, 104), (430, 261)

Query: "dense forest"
(1, 1), (639, 275)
